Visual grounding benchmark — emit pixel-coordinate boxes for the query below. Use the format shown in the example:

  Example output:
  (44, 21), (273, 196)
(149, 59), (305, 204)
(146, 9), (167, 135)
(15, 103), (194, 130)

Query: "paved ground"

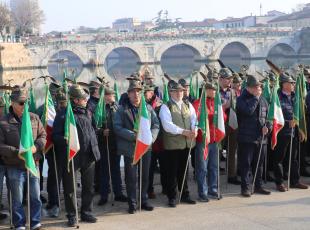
(0, 169), (310, 230)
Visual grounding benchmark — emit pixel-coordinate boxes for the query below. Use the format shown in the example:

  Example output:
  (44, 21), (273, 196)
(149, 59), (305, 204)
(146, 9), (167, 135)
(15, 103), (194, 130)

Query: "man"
(219, 68), (241, 185)
(236, 75), (271, 197)
(144, 70), (163, 99)
(144, 85), (162, 199)
(0, 97), (8, 220)
(193, 81), (226, 201)
(96, 87), (127, 205)
(178, 78), (195, 103)
(159, 81), (197, 207)
(44, 84), (64, 218)
(232, 73), (242, 96)
(273, 73), (308, 192)
(86, 80), (102, 193)
(52, 84), (100, 226)
(0, 87), (46, 229)
(114, 80), (159, 214)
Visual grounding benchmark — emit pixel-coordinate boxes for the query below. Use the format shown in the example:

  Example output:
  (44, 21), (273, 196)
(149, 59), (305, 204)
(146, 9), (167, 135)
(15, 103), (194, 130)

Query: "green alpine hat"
(69, 84), (89, 99)
(246, 75), (262, 87)
(10, 87), (28, 103)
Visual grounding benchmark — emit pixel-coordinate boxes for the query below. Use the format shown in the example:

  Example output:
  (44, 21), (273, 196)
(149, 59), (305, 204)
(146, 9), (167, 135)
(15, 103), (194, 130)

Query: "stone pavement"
(0, 171), (310, 230)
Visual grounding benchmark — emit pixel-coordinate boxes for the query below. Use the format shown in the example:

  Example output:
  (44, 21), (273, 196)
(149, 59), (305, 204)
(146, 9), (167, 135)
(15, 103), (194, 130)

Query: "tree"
(12, 0), (45, 36)
(0, 3), (11, 38)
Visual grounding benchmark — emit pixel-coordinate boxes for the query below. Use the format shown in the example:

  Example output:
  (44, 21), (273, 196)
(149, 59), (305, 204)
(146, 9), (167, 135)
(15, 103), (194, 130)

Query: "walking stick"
(178, 138), (194, 204)
(226, 135), (229, 191)
(26, 170), (31, 230)
(287, 127), (294, 191)
(251, 134), (265, 194)
(264, 151), (267, 184)
(139, 159), (142, 212)
(71, 161), (79, 229)
(52, 147), (61, 213)
(298, 140), (301, 175)
(105, 134), (115, 206)
(217, 144), (221, 200)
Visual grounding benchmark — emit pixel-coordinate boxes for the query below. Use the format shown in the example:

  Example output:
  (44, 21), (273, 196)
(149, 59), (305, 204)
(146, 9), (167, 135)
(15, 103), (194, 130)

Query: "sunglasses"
(18, 102), (25, 106)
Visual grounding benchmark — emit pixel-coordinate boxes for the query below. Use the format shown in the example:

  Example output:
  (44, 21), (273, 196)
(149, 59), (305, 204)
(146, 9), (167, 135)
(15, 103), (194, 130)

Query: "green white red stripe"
(198, 87), (210, 160)
(65, 101), (80, 167)
(41, 85), (56, 153)
(267, 80), (284, 149)
(133, 94), (152, 164)
(18, 101), (38, 177)
(213, 86), (225, 142)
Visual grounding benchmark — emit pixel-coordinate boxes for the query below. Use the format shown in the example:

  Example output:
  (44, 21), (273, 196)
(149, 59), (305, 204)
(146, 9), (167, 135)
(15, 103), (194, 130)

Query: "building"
(213, 16), (256, 29)
(268, 4), (310, 30)
(255, 11), (286, 26)
(112, 18), (141, 32)
(180, 18), (218, 29)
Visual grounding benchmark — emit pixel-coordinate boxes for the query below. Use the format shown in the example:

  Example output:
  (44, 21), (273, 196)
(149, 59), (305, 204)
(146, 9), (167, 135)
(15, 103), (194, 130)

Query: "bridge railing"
(24, 29), (294, 47)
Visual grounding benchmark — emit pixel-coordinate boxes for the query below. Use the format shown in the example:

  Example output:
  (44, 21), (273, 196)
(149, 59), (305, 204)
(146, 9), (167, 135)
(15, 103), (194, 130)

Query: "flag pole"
(287, 127), (294, 191)
(251, 134), (265, 194)
(264, 151), (267, 184)
(26, 170), (31, 230)
(71, 161), (79, 229)
(9, 188), (13, 229)
(217, 143), (221, 200)
(226, 136), (229, 191)
(178, 138), (194, 204)
(105, 135), (114, 206)
(52, 147), (61, 214)
(139, 159), (142, 212)
(298, 140), (301, 175)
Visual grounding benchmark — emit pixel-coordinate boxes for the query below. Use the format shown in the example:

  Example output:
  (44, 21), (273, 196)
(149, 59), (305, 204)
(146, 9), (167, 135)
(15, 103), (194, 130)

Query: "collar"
(281, 90), (291, 96)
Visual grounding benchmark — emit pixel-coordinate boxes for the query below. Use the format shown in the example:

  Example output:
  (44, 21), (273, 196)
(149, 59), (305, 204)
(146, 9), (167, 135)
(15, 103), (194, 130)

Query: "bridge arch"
(46, 50), (84, 80)
(267, 43), (297, 68)
(155, 41), (203, 64)
(217, 41), (251, 71)
(159, 43), (202, 77)
(102, 46), (142, 77)
(40, 47), (88, 67)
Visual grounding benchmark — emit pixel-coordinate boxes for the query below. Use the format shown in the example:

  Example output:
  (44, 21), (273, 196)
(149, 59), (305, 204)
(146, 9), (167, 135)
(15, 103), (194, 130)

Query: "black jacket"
(278, 90), (295, 137)
(52, 105), (100, 169)
(236, 89), (271, 144)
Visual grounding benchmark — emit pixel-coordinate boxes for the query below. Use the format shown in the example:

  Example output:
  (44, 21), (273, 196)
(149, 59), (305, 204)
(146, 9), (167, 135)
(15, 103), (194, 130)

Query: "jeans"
(165, 148), (190, 200)
(273, 135), (299, 186)
(46, 151), (60, 207)
(99, 150), (123, 199)
(62, 161), (95, 217)
(7, 167), (42, 229)
(195, 143), (218, 197)
(238, 142), (265, 190)
(124, 151), (151, 207)
(0, 165), (6, 206)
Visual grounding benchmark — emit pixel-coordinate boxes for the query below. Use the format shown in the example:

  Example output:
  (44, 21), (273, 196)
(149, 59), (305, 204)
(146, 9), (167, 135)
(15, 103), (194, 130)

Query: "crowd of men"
(0, 63), (310, 229)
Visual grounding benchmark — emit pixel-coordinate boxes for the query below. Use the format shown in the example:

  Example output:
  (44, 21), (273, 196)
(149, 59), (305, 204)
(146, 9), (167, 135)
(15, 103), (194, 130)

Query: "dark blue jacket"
(236, 89), (270, 144)
(278, 90), (295, 137)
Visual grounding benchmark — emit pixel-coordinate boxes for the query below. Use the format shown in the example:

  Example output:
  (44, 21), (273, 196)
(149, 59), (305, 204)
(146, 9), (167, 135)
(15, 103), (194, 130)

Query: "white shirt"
(159, 99), (197, 135)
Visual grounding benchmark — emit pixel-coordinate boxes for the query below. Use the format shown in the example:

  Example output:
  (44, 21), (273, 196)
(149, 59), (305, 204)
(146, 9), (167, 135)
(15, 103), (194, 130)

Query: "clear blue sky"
(40, 0), (306, 33)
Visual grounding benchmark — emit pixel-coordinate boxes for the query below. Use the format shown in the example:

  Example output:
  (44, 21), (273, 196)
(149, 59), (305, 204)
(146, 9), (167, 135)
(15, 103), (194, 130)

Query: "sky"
(39, 0), (307, 33)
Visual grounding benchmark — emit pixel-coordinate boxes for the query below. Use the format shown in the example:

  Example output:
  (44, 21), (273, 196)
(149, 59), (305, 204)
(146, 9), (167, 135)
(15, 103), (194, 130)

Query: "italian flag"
(198, 87), (210, 160)
(18, 101), (38, 177)
(64, 101), (80, 168)
(213, 86), (225, 143)
(228, 91), (238, 130)
(267, 80), (284, 150)
(132, 94), (152, 165)
(41, 85), (56, 153)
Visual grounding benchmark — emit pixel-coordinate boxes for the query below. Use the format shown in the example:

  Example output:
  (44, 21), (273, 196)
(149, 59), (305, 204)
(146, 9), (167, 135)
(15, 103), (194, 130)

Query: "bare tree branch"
(12, 0), (45, 35)
(0, 3), (11, 37)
